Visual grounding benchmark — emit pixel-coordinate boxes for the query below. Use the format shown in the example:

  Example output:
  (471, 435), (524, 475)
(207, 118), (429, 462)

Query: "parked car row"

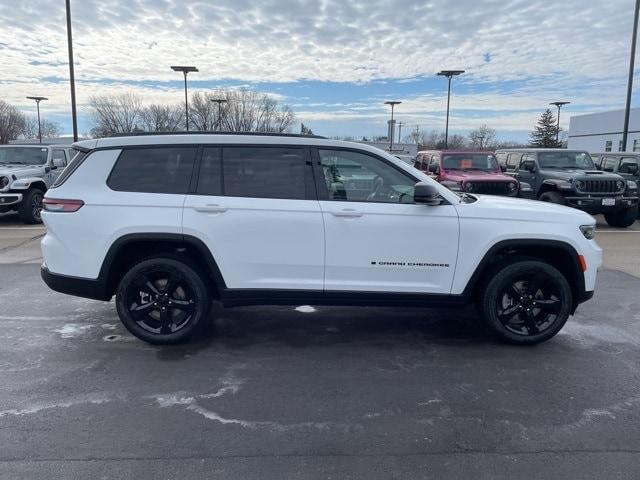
(398, 148), (639, 228)
(0, 144), (74, 224)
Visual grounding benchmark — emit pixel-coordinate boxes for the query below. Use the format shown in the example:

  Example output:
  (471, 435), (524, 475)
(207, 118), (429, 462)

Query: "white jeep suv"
(40, 133), (602, 345)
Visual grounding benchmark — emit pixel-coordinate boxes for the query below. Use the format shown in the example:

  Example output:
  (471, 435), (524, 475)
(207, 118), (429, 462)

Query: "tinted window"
(619, 157), (640, 174)
(319, 149), (416, 203)
(0, 147), (48, 165)
(51, 150), (87, 188)
(442, 153), (498, 171)
(52, 149), (67, 166)
(197, 147), (222, 195)
(538, 151), (595, 169)
(108, 147), (196, 194)
(222, 147), (306, 199)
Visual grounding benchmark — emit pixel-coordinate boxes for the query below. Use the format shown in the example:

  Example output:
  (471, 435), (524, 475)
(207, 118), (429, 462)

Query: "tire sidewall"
(604, 206), (638, 228)
(538, 191), (566, 205)
(116, 257), (209, 344)
(481, 260), (573, 345)
(19, 188), (44, 224)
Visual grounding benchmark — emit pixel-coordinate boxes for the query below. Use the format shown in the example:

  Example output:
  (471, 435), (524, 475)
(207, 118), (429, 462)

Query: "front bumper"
(0, 192), (23, 207)
(564, 195), (638, 213)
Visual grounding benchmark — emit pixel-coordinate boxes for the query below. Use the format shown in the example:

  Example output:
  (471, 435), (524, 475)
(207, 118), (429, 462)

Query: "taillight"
(42, 198), (84, 212)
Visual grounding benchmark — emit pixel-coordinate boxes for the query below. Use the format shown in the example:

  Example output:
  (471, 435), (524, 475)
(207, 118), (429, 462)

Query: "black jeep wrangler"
(496, 149), (639, 228)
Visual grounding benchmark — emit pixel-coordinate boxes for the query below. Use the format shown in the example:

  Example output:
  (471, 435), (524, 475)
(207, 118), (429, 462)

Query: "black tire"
(115, 257), (210, 345)
(18, 188), (44, 224)
(538, 191), (566, 205)
(480, 259), (573, 345)
(604, 206), (638, 228)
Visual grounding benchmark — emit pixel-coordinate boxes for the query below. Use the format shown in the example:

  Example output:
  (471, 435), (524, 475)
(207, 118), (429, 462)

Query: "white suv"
(40, 133), (602, 345)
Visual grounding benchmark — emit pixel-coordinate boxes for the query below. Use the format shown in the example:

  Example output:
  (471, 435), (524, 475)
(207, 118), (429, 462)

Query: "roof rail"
(107, 131), (327, 139)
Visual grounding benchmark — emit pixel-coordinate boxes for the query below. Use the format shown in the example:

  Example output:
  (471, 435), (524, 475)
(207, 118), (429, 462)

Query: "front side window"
(442, 153), (498, 172)
(506, 153), (520, 168)
(318, 149), (416, 203)
(108, 147), (197, 194)
(222, 147), (306, 200)
(0, 147), (48, 165)
(620, 157), (640, 174)
(537, 151), (595, 169)
(602, 157), (616, 172)
(52, 149), (67, 166)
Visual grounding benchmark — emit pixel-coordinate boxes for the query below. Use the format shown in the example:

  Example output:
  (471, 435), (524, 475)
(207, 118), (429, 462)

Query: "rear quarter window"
(51, 150), (88, 188)
(107, 147), (197, 194)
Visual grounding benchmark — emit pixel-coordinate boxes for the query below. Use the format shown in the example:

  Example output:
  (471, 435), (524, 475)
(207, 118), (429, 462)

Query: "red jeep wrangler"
(415, 150), (523, 196)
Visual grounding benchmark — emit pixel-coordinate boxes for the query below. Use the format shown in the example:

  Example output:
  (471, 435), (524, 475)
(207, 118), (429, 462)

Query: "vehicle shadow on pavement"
(154, 304), (493, 361)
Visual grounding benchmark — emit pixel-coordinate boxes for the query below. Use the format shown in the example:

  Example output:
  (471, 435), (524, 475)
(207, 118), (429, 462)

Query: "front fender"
(9, 177), (47, 191)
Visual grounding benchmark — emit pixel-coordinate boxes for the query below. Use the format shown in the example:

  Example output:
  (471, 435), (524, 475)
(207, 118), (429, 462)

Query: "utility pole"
(65, 0), (78, 142)
(437, 70), (465, 149)
(384, 101), (401, 151)
(26, 96), (48, 143)
(171, 66), (198, 131)
(550, 101), (570, 145)
(622, 0), (640, 152)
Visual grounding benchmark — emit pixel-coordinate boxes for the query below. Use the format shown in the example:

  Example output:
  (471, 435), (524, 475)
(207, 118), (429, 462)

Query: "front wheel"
(604, 206), (638, 228)
(115, 257), (210, 344)
(480, 259), (573, 345)
(18, 188), (44, 224)
(538, 191), (566, 205)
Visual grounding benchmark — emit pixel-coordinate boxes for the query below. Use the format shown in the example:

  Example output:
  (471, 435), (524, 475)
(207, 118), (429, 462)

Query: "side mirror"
(414, 182), (442, 205)
(52, 158), (65, 169)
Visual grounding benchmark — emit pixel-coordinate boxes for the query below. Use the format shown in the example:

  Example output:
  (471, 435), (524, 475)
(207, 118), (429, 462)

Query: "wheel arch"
(463, 239), (585, 312)
(99, 233), (226, 299)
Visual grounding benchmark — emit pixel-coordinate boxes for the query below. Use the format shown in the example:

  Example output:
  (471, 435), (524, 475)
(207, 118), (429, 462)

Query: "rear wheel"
(115, 257), (209, 344)
(18, 188), (44, 224)
(480, 259), (572, 345)
(604, 206), (638, 228)
(538, 191), (566, 205)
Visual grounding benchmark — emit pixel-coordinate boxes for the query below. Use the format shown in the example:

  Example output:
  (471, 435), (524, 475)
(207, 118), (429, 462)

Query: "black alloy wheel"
(116, 258), (209, 344)
(481, 259), (572, 345)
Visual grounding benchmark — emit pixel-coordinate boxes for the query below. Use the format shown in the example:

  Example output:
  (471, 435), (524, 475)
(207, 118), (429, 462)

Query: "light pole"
(384, 101), (401, 151)
(210, 98), (227, 131)
(477, 135), (485, 150)
(550, 101), (570, 144)
(65, 0), (78, 142)
(437, 70), (465, 149)
(26, 96), (48, 143)
(622, 0), (640, 152)
(171, 66), (198, 131)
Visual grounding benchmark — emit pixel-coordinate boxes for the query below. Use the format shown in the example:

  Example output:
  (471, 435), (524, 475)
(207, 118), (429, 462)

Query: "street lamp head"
(550, 101), (570, 107)
(384, 101), (402, 106)
(437, 70), (465, 78)
(26, 96), (48, 102)
(170, 66), (198, 73)
(210, 98), (228, 104)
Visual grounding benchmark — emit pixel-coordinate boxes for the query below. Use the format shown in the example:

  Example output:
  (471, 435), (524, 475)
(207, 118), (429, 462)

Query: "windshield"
(538, 151), (595, 169)
(442, 153), (499, 171)
(0, 147), (48, 165)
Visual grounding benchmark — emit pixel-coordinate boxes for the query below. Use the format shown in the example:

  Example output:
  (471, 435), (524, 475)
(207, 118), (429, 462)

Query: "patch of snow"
(0, 395), (111, 417)
(294, 305), (317, 313)
(54, 324), (93, 338)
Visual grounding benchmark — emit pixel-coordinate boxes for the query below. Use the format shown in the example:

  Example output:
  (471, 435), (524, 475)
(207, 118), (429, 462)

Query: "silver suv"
(0, 144), (73, 224)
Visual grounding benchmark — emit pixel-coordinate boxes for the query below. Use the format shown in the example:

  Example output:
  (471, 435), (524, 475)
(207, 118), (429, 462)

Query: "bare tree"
(140, 104), (183, 132)
(189, 92), (217, 131)
(468, 124), (497, 150)
(0, 100), (26, 144)
(22, 117), (63, 140)
(88, 93), (144, 137)
(220, 89), (295, 133)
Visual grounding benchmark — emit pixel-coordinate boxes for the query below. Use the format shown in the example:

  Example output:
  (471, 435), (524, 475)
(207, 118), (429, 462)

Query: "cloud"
(0, 0), (636, 138)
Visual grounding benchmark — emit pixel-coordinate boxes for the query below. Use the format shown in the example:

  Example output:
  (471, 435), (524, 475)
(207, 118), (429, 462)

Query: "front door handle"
(331, 209), (363, 218)
(193, 204), (228, 213)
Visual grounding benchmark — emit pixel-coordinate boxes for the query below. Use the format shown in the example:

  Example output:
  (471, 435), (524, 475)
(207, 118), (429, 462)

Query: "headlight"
(0, 176), (8, 189)
(580, 225), (595, 240)
(464, 182), (474, 192)
(627, 180), (637, 190)
(616, 180), (625, 191)
(507, 181), (518, 192)
(574, 180), (585, 191)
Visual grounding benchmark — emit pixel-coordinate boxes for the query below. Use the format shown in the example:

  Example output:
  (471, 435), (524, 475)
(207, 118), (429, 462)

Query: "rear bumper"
(564, 196), (638, 213)
(0, 192), (23, 207)
(41, 265), (111, 301)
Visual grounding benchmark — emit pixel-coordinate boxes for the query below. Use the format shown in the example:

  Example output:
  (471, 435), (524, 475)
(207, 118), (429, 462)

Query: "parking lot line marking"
(0, 227), (46, 230)
(596, 230), (640, 233)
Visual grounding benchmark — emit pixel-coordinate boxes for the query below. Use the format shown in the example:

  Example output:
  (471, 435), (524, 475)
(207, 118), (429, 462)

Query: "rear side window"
(51, 150), (87, 188)
(221, 147), (306, 200)
(108, 147), (197, 194)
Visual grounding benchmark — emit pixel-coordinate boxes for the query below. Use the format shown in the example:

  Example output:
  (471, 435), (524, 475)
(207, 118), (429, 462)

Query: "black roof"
(107, 131), (327, 139)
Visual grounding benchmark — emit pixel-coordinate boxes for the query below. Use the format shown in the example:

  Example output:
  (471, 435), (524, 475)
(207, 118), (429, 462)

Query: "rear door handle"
(193, 204), (228, 213)
(331, 208), (363, 218)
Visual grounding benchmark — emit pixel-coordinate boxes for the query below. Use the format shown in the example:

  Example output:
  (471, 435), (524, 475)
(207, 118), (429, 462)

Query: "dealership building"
(568, 108), (640, 152)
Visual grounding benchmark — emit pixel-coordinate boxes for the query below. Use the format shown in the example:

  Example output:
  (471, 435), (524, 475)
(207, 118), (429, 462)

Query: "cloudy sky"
(0, 0), (638, 141)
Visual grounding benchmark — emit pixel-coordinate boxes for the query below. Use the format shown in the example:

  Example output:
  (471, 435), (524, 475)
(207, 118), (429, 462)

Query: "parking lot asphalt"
(1, 212), (640, 479)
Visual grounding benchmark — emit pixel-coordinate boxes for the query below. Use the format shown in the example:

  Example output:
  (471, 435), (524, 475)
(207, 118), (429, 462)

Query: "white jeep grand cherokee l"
(40, 133), (602, 345)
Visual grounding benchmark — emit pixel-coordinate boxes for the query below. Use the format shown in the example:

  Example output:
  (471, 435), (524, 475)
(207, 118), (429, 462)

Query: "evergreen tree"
(529, 109), (562, 148)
